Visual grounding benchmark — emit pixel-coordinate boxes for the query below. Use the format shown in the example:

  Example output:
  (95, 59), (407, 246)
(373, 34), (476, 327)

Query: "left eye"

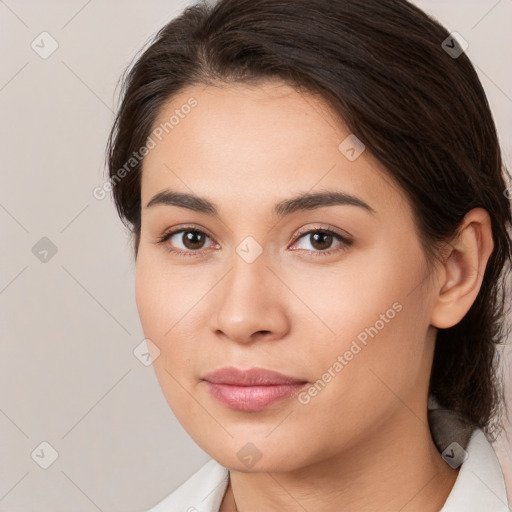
(290, 229), (350, 254)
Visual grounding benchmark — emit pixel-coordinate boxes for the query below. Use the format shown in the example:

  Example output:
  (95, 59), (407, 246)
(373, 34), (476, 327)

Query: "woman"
(105, 0), (512, 510)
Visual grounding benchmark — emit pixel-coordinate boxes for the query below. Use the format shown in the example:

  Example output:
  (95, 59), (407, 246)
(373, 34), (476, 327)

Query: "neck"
(220, 406), (459, 512)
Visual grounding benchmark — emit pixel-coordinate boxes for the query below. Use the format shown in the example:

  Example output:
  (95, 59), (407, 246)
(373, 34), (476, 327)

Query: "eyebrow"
(145, 189), (376, 217)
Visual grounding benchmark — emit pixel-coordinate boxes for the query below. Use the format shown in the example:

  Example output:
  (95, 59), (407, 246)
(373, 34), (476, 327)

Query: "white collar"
(147, 407), (510, 511)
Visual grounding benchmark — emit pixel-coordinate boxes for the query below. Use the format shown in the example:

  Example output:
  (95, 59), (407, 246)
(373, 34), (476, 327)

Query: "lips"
(202, 366), (309, 411)
(202, 366), (307, 386)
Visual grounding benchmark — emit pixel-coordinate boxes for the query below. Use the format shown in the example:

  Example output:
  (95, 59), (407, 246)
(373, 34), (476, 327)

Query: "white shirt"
(147, 405), (510, 511)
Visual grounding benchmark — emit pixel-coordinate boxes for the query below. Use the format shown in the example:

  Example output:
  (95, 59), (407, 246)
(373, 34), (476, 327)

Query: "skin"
(135, 80), (494, 511)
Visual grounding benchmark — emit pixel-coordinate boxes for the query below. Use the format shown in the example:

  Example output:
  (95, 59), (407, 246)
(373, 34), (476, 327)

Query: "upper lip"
(202, 366), (308, 386)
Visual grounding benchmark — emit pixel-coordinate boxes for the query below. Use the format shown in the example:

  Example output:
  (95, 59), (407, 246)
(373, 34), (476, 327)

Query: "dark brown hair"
(105, 0), (512, 440)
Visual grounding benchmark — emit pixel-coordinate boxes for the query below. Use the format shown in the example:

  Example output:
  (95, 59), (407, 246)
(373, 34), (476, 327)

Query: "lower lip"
(204, 381), (308, 411)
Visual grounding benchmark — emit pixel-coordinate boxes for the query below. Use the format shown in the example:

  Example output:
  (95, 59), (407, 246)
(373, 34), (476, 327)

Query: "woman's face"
(135, 80), (439, 472)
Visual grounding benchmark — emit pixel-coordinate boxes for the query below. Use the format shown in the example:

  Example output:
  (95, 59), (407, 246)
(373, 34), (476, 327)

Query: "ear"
(430, 208), (494, 329)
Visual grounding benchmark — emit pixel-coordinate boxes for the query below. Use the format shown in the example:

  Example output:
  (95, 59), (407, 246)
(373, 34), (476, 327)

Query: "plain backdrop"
(1, 0), (511, 510)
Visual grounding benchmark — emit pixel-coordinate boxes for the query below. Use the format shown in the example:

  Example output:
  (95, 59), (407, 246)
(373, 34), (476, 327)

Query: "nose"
(209, 249), (290, 345)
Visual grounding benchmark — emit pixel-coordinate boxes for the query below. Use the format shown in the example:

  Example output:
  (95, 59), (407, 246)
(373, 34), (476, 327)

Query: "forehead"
(140, 81), (409, 218)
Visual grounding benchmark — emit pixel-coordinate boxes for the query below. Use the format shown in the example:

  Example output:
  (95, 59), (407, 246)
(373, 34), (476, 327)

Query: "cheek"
(295, 298), (431, 450)
(135, 248), (196, 339)
(135, 250), (188, 378)
(134, 249), (211, 378)
(135, 256), (167, 339)
(285, 238), (426, 346)
(135, 251), (199, 416)
(309, 244), (432, 415)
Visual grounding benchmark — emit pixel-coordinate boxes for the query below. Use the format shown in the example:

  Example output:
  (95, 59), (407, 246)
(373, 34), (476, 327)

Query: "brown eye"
(180, 230), (207, 250)
(309, 232), (334, 251)
(156, 227), (216, 256)
(290, 227), (352, 257)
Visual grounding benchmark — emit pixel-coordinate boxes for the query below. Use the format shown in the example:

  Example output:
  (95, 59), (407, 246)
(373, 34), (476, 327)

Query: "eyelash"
(154, 224), (353, 258)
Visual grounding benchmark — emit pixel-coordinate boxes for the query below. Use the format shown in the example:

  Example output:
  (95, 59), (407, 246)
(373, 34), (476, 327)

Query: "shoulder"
(145, 458), (229, 512)
(429, 407), (510, 511)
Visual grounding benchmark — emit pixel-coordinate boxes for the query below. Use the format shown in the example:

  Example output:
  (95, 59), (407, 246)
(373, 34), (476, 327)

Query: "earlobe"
(430, 208), (494, 329)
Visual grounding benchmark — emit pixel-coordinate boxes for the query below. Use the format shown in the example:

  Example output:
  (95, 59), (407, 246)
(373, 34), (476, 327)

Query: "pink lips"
(202, 366), (308, 411)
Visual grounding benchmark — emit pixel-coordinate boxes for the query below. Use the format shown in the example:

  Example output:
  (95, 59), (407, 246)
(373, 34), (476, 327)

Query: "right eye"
(156, 227), (218, 257)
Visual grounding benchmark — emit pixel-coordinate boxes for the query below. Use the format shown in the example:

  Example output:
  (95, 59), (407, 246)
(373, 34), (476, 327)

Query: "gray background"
(1, 0), (511, 510)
